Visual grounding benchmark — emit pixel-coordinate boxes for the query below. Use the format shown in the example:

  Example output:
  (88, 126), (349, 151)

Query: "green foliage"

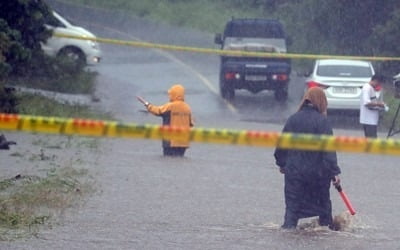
(10, 55), (98, 94)
(0, 87), (18, 113)
(63, 0), (400, 76)
(381, 90), (400, 132)
(0, 19), (22, 80)
(370, 8), (400, 76)
(0, 0), (52, 50)
(0, 0), (94, 100)
(17, 93), (111, 120)
(0, 0), (53, 78)
(0, 167), (93, 239)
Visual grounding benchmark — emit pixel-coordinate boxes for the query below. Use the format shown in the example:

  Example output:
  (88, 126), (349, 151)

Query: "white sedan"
(305, 59), (377, 111)
(41, 11), (101, 67)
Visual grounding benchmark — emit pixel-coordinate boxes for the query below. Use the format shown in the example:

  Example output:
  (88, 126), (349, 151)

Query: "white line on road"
(86, 23), (237, 113)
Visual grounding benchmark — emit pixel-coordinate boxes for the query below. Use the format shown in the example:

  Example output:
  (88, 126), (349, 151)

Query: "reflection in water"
(327, 110), (360, 130)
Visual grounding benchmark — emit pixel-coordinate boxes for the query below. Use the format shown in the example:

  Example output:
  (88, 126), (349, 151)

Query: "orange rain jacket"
(147, 84), (194, 148)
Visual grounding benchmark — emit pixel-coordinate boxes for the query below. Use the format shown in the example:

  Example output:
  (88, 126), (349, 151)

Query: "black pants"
(362, 124), (377, 138)
(282, 175), (333, 229)
(163, 147), (186, 157)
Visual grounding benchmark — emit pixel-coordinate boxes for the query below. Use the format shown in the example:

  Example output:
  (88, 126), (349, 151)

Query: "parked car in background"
(215, 18), (291, 101)
(41, 11), (101, 68)
(393, 72), (400, 98)
(305, 59), (376, 111)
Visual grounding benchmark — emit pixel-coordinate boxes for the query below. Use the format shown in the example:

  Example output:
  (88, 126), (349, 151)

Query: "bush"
(0, 86), (18, 113)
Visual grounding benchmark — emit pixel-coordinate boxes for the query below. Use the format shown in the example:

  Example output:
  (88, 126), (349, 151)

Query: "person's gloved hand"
(332, 175), (340, 186)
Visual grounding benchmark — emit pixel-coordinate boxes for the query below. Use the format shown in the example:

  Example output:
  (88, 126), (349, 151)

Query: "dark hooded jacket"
(147, 84), (194, 148)
(274, 87), (341, 226)
(274, 104), (341, 179)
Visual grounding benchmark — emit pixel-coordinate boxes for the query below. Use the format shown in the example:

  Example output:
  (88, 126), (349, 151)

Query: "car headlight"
(87, 40), (99, 49)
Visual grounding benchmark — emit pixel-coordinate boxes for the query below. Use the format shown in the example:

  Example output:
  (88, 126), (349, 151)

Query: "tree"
(0, 0), (52, 78)
(370, 8), (400, 75)
(0, 0), (53, 113)
(0, 20), (13, 79)
(310, 0), (398, 56)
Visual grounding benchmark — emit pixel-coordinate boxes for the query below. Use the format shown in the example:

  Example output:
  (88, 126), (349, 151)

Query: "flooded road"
(2, 1), (400, 249)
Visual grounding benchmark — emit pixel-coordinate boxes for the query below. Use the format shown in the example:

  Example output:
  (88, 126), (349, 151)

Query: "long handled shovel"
(334, 183), (356, 215)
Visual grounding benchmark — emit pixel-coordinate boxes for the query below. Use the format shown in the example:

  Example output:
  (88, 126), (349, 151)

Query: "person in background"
(359, 74), (387, 138)
(137, 84), (194, 157)
(274, 87), (341, 230)
(0, 134), (16, 150)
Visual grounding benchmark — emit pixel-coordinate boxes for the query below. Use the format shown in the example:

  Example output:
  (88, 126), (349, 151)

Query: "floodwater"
(2, 0), (400, 249)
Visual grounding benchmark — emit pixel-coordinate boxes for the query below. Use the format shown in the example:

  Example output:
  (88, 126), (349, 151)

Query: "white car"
(394, 72), (400, 98)
(305, 59), (377, 111)
(41, 11), (101, 67)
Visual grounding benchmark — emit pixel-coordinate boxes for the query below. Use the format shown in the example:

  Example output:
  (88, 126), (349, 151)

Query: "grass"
(57, 0), (264, 33)
(9, 69), (98, 95)
(0, 133), (99, 240)
(0, 166), (94, 240)
(0, 67), (109, 241)
(382, 92), (400, 134)
(16, 92), (112, 120)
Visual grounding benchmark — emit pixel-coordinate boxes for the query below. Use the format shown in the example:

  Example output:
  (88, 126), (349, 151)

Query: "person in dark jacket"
(137, 84), (194, 157)
(274, 87), (341, 229)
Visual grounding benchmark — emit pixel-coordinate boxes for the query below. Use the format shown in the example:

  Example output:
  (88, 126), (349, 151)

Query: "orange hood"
(168, 84), (185, 101)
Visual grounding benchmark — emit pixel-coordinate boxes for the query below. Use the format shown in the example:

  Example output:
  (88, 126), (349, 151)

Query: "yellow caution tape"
(54, 33), (400, 61)
(1, 113), (400, 155)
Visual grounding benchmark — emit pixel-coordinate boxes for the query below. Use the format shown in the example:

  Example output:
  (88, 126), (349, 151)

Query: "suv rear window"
(317, 65), (373, 78)
(224, 20), (285, 38)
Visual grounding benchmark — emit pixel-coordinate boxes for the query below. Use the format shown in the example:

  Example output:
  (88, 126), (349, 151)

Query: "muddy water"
(3, 137), (399, 249)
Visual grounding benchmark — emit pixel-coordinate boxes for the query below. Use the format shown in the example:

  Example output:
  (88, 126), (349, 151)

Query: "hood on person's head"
(299, 87), (328, 115)
(168, 84), (185, 101)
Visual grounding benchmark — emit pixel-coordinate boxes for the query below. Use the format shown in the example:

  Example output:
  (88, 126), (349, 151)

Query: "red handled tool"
(334, 183), (356, 215)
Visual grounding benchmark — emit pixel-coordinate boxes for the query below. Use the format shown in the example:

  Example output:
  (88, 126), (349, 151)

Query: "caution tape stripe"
(1, 113), (400, 155)
(54, 33), (400, 61)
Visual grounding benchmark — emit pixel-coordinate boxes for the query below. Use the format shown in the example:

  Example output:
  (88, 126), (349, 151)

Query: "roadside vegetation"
(62, 0), (400, 73)
(0, 168), (91, 240)
(17, 92), (110, 120)
(0, 136), (98, 240)
(0, 0), (98, 114)
(382, 93), (400, 131)
(9, 57), (98, 95)
(0, 1), (108, 241)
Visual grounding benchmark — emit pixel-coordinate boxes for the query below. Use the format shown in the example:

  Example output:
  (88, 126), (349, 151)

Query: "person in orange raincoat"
(137, 84), (194, 157)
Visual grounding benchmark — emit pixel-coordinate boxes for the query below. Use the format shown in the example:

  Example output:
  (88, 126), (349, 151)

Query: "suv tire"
(220, 79), (235, 100)
(274, 88), (288, 102)
(58, 47), (86, 71)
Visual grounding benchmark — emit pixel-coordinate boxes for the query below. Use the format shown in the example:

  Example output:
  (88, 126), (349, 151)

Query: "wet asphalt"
(2, 1), (400, 249)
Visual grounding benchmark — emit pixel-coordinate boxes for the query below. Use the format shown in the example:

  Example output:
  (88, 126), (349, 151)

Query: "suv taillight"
(306, 81), (328, 89)
(272, 74), (288, 81)
(225, 72), (240, 80)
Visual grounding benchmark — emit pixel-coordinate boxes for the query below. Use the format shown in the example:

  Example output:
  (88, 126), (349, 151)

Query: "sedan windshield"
(317, 65), (373, 78)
